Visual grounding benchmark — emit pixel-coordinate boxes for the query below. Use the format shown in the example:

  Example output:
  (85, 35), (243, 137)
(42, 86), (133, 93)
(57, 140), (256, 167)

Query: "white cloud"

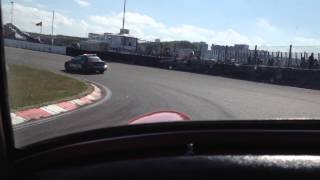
(35, 3), (45, 9)
(81, 12), (263, 45)
(2, 3), (265, 45)
(294, 37), (320, 45)
(74, 0), (90, 7)
(20, 0), (34, 2)
(256, 18), (278, 32)
(2, 3), (76, 35)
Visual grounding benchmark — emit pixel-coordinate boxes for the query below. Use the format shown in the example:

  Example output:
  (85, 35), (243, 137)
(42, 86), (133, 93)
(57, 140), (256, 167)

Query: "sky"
(2, 0), (320, 46)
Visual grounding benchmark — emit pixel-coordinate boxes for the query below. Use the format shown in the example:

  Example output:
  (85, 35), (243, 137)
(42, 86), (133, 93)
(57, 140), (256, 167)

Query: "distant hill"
(3, 23), (87, 47)
(3, 23), (39, 43)
(27, 32), (87, 47)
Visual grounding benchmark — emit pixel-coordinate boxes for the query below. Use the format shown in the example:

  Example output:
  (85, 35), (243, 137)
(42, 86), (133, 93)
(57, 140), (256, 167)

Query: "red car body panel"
(129, 111), (191, 125)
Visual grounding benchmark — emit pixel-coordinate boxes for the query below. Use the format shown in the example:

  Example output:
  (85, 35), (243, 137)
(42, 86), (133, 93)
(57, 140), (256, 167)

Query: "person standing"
(309, 53), (315, 69)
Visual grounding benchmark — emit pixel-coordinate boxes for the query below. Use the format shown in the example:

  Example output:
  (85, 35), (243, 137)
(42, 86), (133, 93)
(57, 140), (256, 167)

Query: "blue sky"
(2, 0), (320, 46)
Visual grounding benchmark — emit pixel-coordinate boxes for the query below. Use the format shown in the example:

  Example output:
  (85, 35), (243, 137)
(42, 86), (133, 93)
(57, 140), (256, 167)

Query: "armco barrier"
(5, 39), (66, 55)
(66, 47), (320, 90)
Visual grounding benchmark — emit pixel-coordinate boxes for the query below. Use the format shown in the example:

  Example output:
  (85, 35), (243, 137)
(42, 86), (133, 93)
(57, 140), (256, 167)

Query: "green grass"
(7, 64), (90, 111)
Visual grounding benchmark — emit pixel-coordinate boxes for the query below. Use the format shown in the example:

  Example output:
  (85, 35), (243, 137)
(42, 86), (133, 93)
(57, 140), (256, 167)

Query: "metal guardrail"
(4, 39), (66, 55)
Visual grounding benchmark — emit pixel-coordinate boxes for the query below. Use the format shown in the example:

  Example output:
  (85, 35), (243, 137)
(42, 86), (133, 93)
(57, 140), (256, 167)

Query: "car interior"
(3, 2), (320, 180)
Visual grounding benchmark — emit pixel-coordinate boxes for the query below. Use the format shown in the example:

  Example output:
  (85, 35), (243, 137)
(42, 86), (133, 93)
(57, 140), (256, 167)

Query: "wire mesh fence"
(209, 45), (320, 69)
(136, 40), (320, 70)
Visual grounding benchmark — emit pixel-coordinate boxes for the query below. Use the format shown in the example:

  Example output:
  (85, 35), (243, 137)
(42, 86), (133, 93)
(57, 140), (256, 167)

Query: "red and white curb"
(11, 84), (103, 125)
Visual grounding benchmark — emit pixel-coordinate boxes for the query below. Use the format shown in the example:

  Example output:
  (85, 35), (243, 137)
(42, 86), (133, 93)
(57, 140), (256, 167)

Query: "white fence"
(4, 39), (66, 55)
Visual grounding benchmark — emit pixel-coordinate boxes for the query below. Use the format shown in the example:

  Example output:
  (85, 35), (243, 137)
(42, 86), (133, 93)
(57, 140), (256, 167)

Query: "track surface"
(5, 47), (320, 147)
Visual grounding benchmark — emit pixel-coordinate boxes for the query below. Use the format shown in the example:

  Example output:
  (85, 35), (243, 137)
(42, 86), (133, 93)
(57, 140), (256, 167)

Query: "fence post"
(285, 52), (288, 67)
(159, 42), (162, 58)
(276, 52), (280, 66)
(288, 45), (292, 67)
(254, 45), (258, 65)
(264, 51), (268, 64)
(224, 46), (228, 63)
(280, 52), (283, 66)
(295, 52), (298, 67)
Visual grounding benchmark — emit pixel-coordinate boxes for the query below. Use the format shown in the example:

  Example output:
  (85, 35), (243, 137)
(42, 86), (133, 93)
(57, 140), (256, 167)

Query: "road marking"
(79, 97), (92, 105)
(16, 108), (51, 121)
(41, 105), (67, 115)
(11, 113), (26, 125)
(57, 101), (78, 111)
(14, 83), (111, 130)
(71, 99), (86, 106)
(86, 94), (99, 101)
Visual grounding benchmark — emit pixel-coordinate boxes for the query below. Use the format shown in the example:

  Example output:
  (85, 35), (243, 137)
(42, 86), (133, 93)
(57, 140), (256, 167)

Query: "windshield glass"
(2, 0), (320, 147)
(88, 57), (102, 62)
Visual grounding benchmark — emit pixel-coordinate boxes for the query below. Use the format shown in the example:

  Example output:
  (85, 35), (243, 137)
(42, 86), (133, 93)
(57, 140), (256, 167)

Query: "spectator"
(300, 57), (306, 68)
(256, 58), (262, 65)
(268, 58), (274, 66)
(315, 59), (319, 68)
(247, 56), (252, 65)
(309, 53), (315, 69)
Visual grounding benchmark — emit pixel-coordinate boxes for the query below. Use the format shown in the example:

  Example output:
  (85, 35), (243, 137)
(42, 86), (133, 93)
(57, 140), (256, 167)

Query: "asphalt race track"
(5, 47), (320, 147)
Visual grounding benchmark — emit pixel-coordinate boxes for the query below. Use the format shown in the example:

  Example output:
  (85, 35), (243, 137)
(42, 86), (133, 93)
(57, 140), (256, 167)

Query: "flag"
(36, 22), (42, 26)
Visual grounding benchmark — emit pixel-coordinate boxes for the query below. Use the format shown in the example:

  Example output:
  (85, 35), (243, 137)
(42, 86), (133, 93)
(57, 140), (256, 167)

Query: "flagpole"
(51, 10), (55, 46)
(10, 1), (14, 24)
(39, 22), (42, 34)
(122, 0), (126, 30)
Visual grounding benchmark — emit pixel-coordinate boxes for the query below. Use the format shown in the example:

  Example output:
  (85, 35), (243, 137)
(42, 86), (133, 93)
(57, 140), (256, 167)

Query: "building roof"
(112, 33), (138, 39)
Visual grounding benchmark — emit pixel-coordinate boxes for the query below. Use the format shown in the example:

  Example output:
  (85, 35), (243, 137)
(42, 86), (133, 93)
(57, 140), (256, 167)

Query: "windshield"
(88, 57), (102, 62)
(2, 0), (320, 147)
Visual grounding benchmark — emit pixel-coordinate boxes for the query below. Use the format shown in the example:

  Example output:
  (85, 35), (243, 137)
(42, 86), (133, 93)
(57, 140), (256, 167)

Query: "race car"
(65, 54), (108, 74)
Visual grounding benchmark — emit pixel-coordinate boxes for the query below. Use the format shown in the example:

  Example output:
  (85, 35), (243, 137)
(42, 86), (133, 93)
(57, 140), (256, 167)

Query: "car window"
(79, 56), (87, 64)
(72, 57), (79, 63)
(2, 0), (320, 148)
(88, 57), (102, 63)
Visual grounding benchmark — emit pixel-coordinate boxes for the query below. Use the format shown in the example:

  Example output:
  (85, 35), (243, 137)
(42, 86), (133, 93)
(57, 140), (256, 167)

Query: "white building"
(81, 31), (138, 52)
(79, 40), (109, 52)
(176, 48), (195, 60)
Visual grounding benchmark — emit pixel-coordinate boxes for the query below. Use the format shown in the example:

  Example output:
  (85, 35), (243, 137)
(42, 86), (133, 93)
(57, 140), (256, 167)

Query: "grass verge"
(7, 64), (91, 111)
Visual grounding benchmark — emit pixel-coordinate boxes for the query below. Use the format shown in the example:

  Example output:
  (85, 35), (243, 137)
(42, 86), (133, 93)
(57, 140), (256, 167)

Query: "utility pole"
(10, 1), (14, 24)
(51, 10), (55, 46)
(122, 0), (127, 30)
